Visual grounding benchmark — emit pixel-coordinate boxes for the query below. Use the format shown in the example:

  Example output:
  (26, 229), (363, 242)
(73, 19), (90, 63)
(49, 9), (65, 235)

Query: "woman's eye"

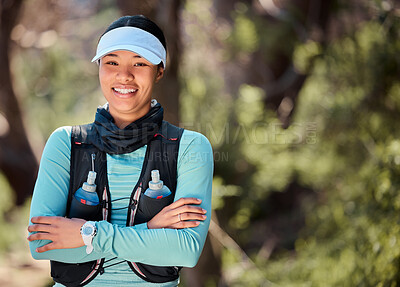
(134, 63), (147, 67)
(106, 61), (118, 66)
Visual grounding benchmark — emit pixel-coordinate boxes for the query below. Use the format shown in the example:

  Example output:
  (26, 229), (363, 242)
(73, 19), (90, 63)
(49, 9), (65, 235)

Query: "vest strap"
(50, 121), (183, 286)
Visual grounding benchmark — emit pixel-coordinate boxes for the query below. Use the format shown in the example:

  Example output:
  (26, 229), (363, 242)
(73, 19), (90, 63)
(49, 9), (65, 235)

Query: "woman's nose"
(116, 67), (134, 82)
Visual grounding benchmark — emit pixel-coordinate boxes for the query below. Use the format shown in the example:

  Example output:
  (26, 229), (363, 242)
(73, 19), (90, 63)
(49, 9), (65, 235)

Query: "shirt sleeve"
(29, 128), (214, 267)
(92, 130), (214, 267)
(28, 127), (111, 262)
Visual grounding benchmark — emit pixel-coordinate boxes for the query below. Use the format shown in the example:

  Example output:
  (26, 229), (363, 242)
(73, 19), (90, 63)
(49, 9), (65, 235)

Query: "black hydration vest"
(50, 121), (184, 287)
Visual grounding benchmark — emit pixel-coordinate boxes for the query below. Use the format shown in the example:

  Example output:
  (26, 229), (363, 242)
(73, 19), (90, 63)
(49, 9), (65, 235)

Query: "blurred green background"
(1, 0), (400, 286)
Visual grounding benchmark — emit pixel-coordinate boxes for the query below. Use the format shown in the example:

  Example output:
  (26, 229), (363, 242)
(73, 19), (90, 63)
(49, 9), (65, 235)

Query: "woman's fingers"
(27, 217), (86, 251)
(27, 232), (53, 242)
(147, 197), (207, 229)
(173, 204), (207, 217)
(36, 242), (57, 253)
(170, 220), (202, 229)
(168, 197), (202, 209)
(177, 212), (207, 222)
(170, 199), (208, 224)
(31, 216), (60, 224)
(28, 223), (53, 233)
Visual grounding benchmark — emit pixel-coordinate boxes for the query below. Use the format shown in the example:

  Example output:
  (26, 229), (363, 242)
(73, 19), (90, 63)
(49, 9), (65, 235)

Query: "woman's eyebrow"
(104, 53), (118, 58)
(104, 53), (143, 59)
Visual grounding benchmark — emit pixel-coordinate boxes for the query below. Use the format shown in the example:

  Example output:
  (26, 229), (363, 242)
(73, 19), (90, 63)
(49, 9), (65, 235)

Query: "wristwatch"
(80, 221), (97, 254)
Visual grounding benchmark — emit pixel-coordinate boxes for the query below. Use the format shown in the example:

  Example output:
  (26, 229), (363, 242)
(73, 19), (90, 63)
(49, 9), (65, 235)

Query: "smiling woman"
(27, 15), (213, 287)
(99, 50), (164, 128)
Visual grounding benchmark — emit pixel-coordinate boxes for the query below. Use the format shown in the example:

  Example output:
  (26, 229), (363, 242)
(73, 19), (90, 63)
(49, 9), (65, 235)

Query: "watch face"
(83, 225), (94, 236)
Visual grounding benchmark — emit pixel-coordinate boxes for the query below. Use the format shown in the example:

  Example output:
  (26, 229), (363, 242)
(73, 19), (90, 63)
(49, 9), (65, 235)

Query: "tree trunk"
(115, 0), (181, 125)
(0, 0), (38, 206)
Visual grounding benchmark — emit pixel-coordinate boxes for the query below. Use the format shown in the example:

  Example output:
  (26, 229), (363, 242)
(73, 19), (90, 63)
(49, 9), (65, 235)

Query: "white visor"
(92, 27), (166, 68)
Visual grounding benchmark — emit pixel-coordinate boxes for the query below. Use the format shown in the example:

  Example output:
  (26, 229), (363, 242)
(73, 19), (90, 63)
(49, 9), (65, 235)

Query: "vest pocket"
(68, 196), (102, 221)
(51, 260), (98, 287)
(134, 193), (174, 225)
(128, 262), (180, 283)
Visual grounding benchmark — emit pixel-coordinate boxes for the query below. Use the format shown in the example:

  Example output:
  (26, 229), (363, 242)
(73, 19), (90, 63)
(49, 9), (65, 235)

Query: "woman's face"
(99, 50), (164, 127)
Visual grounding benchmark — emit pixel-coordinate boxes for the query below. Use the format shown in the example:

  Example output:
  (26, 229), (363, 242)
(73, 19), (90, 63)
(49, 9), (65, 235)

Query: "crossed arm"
(27, 127), (213, 267)
(28, 197), (206, 252)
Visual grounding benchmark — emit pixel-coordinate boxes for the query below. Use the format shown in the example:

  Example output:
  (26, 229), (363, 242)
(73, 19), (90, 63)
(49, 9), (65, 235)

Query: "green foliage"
(0, 173), (31, 254)
(181, 2), (316, 285)
(183, 0), (400, 285)
(293, 40), (322, 73)
(229, 13), (259, 54)
(6, 0), (400, 285)
(12, 6), (120, 140)
(262, 9), (400, 286)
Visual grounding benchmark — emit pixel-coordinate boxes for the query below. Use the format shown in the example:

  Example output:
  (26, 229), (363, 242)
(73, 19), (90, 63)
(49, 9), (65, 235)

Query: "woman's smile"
(112, 87), (139, 98)
(98, 50), (164, 128)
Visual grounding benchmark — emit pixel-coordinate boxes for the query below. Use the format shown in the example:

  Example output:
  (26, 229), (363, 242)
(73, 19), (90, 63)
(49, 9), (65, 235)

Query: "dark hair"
(102, 15), (167, 52)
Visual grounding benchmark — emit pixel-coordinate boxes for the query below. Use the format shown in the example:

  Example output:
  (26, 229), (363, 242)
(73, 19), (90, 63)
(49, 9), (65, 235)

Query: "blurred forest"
(0, 0), (400, 286)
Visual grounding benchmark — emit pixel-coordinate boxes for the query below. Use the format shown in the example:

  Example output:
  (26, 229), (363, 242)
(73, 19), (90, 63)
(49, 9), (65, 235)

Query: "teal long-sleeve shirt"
(28, 126), (213, 285)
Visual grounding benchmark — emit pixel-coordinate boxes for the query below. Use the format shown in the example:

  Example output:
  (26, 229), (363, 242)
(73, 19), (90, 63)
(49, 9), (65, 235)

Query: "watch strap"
(81, 221), (97, 254)
(86, 244), (94, 254)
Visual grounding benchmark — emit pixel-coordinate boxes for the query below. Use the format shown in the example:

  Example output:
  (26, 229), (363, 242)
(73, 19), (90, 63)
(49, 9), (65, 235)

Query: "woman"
(28, 15), (213, 287)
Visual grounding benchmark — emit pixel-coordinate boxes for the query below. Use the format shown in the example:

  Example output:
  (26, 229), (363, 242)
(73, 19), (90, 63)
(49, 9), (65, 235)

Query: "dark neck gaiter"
(90, 102), (163, 154)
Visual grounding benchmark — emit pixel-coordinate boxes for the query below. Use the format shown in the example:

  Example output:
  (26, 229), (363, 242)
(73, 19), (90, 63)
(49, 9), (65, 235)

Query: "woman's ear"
(155, 66), (164, 83)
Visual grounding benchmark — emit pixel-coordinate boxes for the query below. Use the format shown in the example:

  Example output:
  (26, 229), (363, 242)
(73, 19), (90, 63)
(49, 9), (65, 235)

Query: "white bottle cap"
(149, 170), (163, 190)
(151, 170), (160, 182)
(83, 171), (97, 192)
(87, 171), (97, 185)
(82, 182), (96, 193)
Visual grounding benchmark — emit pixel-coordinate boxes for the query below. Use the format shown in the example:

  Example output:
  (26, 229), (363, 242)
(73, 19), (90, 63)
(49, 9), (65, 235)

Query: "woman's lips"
(112, 87), (138, 98)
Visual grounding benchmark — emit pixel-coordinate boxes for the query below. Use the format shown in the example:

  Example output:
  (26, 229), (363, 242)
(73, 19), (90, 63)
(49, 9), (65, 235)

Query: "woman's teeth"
(113, 88), (137, 94)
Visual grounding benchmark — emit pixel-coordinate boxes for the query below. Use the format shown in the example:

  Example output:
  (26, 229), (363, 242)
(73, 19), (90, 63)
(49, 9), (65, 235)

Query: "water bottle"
(69, 154), (100, 220)
(144, 170), (171, 199)
(73, 171), (99, 205)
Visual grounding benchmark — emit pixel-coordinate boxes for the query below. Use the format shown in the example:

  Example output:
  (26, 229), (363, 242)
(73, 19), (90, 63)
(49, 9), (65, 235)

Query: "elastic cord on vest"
(110, 197), (132, 211)
(98, 257), (128, 275)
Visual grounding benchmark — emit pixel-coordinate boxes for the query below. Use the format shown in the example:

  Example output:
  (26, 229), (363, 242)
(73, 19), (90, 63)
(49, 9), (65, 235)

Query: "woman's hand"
(147, 197), (207, 229)
(27, 216), (86, 253)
